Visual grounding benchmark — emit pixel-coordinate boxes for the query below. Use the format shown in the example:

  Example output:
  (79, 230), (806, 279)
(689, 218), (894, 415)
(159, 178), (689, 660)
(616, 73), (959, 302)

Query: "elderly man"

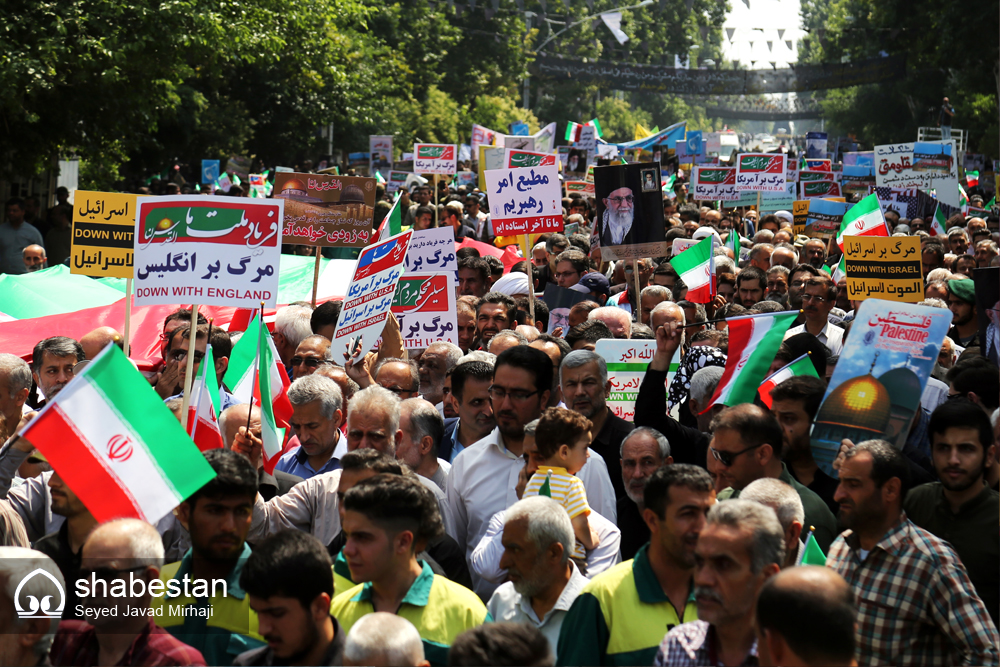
(78, 327), (122, 360)
(486, 497), (589, 663)
(639, 286), (670, 326)
(417, 342), (462, 408)
(600, 187), (634, 247)
(802, 239), (826, 270)
(272, 305), (314, 367)
(783, 276), (844, 355)
(346, 385), (402, 455)
(487, 330), (528, 357)
(740, 478), (805, 568)
(343, 613), (427, 667)
(22, 244), (46, 272)
(769, 244), (797, 271)
(30, 337), (84, 406)
(975, 239), (998, 267)
(0, 354), (31, 437)
(618, 427), (672, 561)
(654, 500), (784, 667)
(588, 306), (631, 339)
(51, 519), (206, 666)
(755, 567), (857, 667)
(560, 350), (634, 502)
(765, 266), (789, 300)
(276, 374), (345, 479)
(290, 335), (333, 381)
(398, 398), (450, 493)
(221, 403), (303, 500)
(749, 243), (773, 272)
(0, 547), (65, 666)
(475, 292), (517, 348)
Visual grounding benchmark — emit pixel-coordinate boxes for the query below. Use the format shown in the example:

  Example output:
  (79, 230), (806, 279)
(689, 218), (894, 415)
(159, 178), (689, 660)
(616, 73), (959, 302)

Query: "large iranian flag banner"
(707, 311), (799, 409)
(19, 345), (216, 524)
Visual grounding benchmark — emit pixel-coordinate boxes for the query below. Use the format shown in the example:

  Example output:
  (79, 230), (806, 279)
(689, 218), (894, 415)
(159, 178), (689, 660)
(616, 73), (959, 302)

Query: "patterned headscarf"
(666, 345), (728, 412)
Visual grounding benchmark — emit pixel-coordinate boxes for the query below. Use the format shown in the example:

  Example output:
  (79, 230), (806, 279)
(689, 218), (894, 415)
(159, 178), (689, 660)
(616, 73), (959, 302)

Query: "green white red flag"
(757, 353), (820, 408)
(564, 119), (603, 142)
(375, 194), (404, 243)
(18, 345), (216, 524)
(707, 311), (798, 410)
(187, 343), (224, 451)
(835, 193), (888, 250)
(224, 312), (291, 472)
(930, 203), (948, 237)
(669, 235), (714, 303)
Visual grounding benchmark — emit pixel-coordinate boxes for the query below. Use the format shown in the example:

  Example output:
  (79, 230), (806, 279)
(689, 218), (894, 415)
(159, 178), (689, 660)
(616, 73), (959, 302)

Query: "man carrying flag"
(758, 353), (819, 409)
(224, 313), (293, 474)
(835, 193), (888, 251)
(706, 311), (798, 410)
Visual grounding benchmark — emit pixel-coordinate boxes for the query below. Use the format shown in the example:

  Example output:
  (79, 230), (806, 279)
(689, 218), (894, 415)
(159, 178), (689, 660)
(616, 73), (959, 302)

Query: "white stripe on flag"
(715, 318), (774, 405)
(57, 378), (184, 521)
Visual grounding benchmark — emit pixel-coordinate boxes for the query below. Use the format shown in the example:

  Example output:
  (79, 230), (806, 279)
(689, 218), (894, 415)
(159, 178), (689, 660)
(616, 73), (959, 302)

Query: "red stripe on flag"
(29, 407), (144, 522)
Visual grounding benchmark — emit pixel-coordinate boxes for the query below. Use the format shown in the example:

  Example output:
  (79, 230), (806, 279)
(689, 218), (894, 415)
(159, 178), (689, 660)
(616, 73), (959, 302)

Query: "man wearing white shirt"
(783, 275), (844, 356)
(446, 347), (616, 599)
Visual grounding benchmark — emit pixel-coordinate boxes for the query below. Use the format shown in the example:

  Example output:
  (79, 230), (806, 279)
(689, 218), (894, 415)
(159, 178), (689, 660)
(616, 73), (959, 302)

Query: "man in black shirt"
(617, 428), (673, 560)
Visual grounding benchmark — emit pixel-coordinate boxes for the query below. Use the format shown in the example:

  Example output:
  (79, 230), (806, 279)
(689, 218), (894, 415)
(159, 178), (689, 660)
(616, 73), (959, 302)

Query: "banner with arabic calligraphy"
(369, 136), (393, 175)
(799, 181), (843, 199)
(810, 299), (951, 475)
(874, 141), (959, 208)
(71, 191), (142, 279)
(692, 167), (739, 201)
(504, 148), (557, 168)
(414, 144), (458, 175)
(391, 273), (458, 350)
(735, 153), (787, 192)
(484, 165), (563, 236)
(133, 196), (283, 308)
(565, 181), (595, 197)
(274, 172), (376, 248)
(333, 230), (412, 359)
(386, 171), (410, 194)
(404, 228), (458, 274)
(595, 339), (657, 423)
(844, 236), (922, 303)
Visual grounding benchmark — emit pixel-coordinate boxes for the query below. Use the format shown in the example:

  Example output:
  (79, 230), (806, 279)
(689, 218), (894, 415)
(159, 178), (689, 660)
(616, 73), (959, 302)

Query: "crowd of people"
(0, 171), (998, 667)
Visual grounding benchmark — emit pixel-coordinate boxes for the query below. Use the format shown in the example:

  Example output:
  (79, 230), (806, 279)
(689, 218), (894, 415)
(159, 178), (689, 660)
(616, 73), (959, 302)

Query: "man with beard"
(600, 187), (635, 248)
(30, 337), (84, 408)
(618, 428), (672, 561)
(802, 239), (826, 270)
(276, 375), (344, 479)
(486, 496), (589, 663)
(154, 449), (266, 665)
(768, 377), (838, 515)
(783, 276), (843, 356)
(559, 350), (634, 502)
(455, 301), (478, 353)
(653, 500), (784, 667)
(446, 347), (615, 599)
(829, 440), (999, 666)
(290, 335), (332, 381)
(735, 266), (766, 309)
(946, 278), (980, 348)
(557, 465), (714, 666)
(904, 399), (999, 628)
(417, 342), (462, 408)
(235, 531), (345, 666)
(474, 292), (516, 349)
(457, 257), (490, 299)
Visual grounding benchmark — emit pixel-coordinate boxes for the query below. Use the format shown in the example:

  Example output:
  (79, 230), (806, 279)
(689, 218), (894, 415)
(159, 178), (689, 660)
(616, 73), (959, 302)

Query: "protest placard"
(478, 146), (506, 191)
(201, 160), (220, 185)
(71, 191), (140, 279)
(565, 181), (595, 197)
(502, 135), (535, 150)
(404, 228), (457, 274)
(471, 124), (497, 152)
(577, 126), (597, 152)
(874, 141), (959, 207)
(792, 200), (809, 236)
(721, 183), (797, 211)
(841, 165), (876, 197)
(798, 169), (837, 182)
(369, 136), (393, 174)
(226, 155), (251, 180)
(386, 171), (410, 194)
(347, 153), (370, 172)
(543, 284), (591, 335)
(504, 148), (557, 168)
(804, 158), (832, 171)
(911, 141), (952, 174)
(804, 199), (850, 239)
(414, 144), (457, 175)
(332, 230), (413, 359)
(133, 196), (283, 308)
(811, 299), (952, 474)
(800, 181), (843, 199)
(274, 172), (376, 248)
(843, 151), (874, 167)
(844, 236), (922, 303)
(692, 167), (739, 201)
(671, 238), (698, 255)
(735, 153), (787, 192)
(805, 132), (827, 159)
(594, 162), (667, 261)
(595, 339), (657, 422)
(391, 272), (457, 350)
(484, 165), (563, 236)
(785, 162), (799, 184)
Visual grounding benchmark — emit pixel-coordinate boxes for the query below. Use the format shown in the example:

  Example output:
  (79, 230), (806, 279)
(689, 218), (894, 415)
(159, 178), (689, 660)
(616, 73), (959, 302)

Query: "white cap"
(774, 210), (794, 224)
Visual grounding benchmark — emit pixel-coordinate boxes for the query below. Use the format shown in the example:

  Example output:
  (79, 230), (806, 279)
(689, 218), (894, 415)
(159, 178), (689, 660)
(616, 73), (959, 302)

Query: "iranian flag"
(835, 193), (887, 250)
(725, 230), (740, 257)
(669, 235), (714, 303)
(186, 343), (225, 452)
(375, 194), (403, 243)
(707, 311), (799, 410)
(564, 119), (603, 142)
(966, 170), (979, 188)
(757, 353), (820, 408)
(18, 345), (216, 524)
(930, 204), (948, 237)
(224, 313), (292, 473)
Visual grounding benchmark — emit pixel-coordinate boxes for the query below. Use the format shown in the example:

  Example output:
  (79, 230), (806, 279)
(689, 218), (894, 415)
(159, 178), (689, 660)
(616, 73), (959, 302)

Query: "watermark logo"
(15, 568), (65, 619)
(107, 434), (134, 462)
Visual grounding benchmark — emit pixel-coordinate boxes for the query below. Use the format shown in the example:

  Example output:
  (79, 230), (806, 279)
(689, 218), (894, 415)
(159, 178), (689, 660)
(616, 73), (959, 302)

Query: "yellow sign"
(844, 236), (922, 303)
(792, 200), (809, 236)
(70, 191), (141, 278)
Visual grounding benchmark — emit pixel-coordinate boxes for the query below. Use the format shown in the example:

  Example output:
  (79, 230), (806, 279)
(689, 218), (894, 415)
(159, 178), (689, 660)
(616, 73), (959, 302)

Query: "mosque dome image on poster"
(811, 368), (892, 449)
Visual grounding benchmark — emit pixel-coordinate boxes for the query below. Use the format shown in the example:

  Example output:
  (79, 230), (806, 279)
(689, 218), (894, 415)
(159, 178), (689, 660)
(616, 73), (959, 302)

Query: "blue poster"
(510, 121), (530, 136)
(201, 160), (220, 184)
(810, 300), (952, 475)
(805, 131), (827, 159)
(686, 130), (703, 156)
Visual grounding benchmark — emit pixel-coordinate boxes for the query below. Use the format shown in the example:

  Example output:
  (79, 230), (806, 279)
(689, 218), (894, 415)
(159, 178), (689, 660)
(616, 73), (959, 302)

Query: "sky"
(719, 0), (806, 70)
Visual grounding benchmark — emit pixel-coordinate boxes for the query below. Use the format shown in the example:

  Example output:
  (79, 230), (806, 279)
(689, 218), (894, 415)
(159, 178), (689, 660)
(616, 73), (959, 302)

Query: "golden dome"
(280, 178), (307, 194)
(815, 374), (892, 433)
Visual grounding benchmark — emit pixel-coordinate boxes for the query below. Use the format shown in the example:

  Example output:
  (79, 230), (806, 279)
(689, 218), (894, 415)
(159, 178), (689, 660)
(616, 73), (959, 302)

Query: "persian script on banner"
(692, 167), (740, 201)
(484, 166), (564, 236)
(736, 153), (787, 192)
(274, 173), (376, 248)
(414, 144), (458, 175)
(595, 339), (657, 422)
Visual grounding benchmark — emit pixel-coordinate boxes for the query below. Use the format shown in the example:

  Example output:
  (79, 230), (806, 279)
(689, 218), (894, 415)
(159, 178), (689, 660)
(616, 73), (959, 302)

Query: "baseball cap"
(578, 272), (611, 297)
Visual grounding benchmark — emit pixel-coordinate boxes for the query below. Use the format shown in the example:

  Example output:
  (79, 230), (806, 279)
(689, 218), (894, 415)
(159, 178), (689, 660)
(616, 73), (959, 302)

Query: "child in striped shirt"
(524, 407), (600, 559)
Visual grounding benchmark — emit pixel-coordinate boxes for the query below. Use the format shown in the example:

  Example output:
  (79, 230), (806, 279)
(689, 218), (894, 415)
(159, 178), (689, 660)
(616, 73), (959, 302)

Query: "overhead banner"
(844, 236), (922, 303)
(484, 165), (563, 236)
(133, 196), (283, 308)
(811, 299), (951, 475)
(392, 273), (458, 350)
(736, 153), (787, 192)
(71, 191), (141, 278)
(595, 339), (657, 422)
(414, 144), (458, 175)
(274, 172), (376, 247)
(530, 54), (907, 94)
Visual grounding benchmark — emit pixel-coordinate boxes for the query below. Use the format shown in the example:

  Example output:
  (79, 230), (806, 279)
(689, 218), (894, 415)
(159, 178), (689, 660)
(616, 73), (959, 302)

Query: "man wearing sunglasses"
(710, 404), (837, 553)
(290, 335), (333, 381)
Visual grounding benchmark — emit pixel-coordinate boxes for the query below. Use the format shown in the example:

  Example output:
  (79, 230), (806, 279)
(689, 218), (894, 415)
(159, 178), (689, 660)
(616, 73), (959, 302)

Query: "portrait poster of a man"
(594, 162), (667, 261)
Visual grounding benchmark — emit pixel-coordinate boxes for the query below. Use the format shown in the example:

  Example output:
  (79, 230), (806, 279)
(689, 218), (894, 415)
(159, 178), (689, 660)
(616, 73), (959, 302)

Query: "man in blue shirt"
(276, 374), (345, 479)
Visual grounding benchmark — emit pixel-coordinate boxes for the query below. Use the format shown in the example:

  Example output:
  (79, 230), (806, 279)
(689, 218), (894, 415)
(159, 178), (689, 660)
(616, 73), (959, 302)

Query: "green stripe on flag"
(669, 235), (712, 276)
(85, 346), (215, 501)
(606, 363), (651, 371)
(589, 118), (603, 138)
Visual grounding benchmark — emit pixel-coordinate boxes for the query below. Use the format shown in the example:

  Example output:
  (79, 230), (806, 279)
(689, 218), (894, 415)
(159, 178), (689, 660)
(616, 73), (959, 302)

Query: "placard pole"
(179, 304), (199, 430)
(123, 278), (133, 356)
(523, 234), (536, 323)
(311, 251), (322, 308)
(633, 258), (642, 324)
